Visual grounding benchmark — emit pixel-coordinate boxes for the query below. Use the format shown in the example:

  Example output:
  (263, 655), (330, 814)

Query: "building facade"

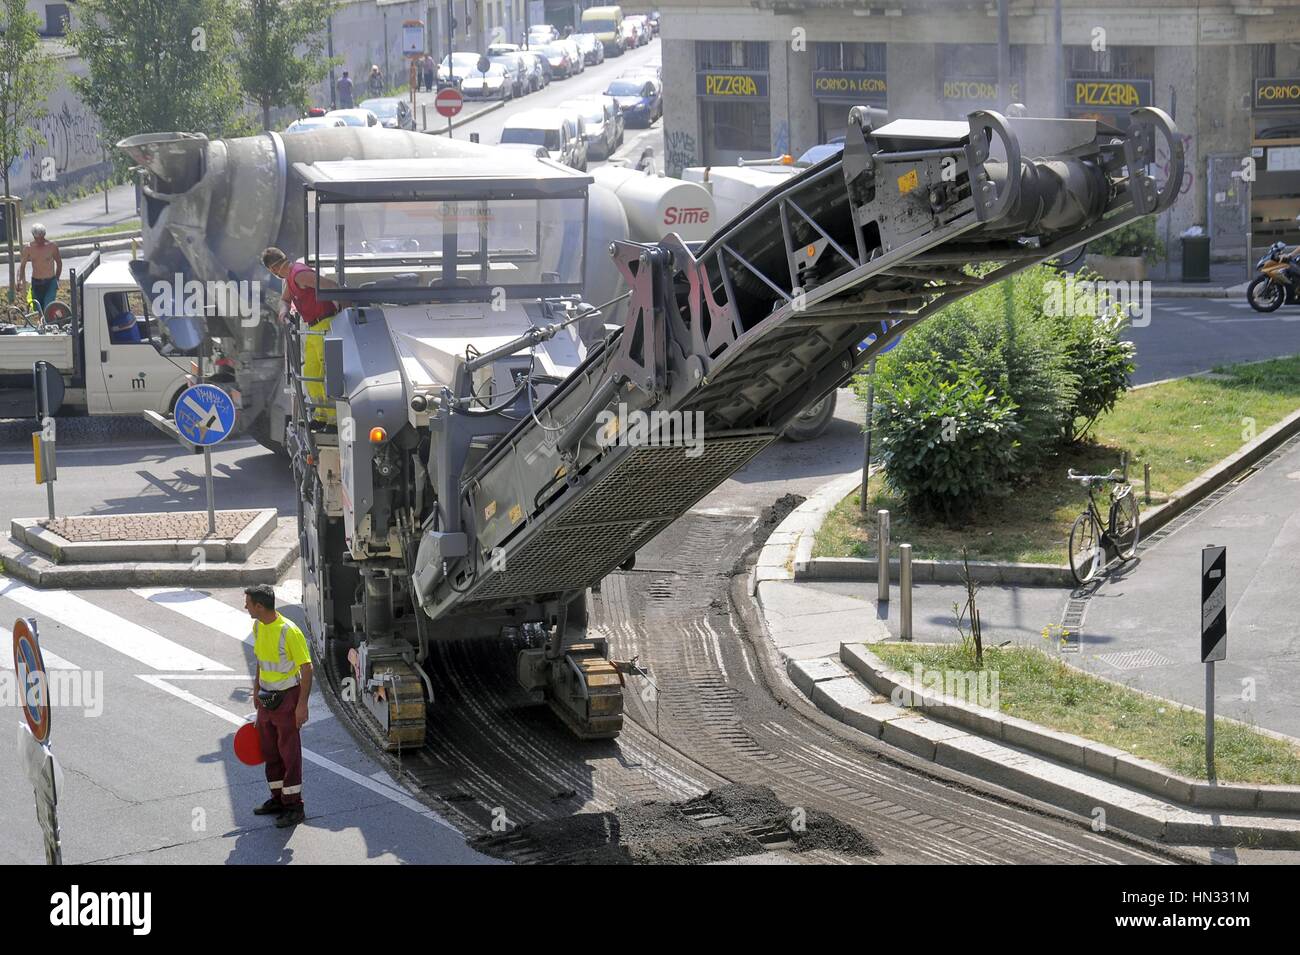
(659, 0), (1300, 264)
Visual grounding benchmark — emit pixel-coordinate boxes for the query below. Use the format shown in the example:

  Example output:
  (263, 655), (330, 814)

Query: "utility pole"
(1052, 0), (1064, 117)
(327, 14), (337, 109)
(997, 0), (1011, 107)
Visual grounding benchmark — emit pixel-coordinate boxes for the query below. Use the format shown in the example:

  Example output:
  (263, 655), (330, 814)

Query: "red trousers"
(256, 684), (303, 806)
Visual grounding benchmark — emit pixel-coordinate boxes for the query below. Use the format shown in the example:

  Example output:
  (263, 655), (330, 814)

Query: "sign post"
(32, 360), (63, 522)
(173, 384), (238, 535)
(436, 86), (464, 139)
(13, 616), (62, 864)
(1201, 545), (1227, 781)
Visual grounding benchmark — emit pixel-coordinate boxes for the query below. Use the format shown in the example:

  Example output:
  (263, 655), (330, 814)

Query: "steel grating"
(559, 434), (773, 526)
(465, 434), (772, 602)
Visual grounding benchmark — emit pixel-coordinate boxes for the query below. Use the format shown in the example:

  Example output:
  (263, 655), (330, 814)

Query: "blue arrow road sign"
(174, 384), (237, 447)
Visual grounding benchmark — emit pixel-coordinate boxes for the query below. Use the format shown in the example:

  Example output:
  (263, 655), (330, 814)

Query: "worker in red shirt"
(261, 247), (339, 424)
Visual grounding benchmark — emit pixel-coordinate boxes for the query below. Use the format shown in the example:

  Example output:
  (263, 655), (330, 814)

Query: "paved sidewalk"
(762, 431), (1300, 741)
(25, 184), (138, 240)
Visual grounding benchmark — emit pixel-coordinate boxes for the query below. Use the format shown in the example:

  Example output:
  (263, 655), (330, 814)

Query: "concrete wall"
(4, 49), (107, 200)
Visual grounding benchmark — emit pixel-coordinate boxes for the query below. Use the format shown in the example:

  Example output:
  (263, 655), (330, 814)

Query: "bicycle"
(1066, 468), (1140, 585)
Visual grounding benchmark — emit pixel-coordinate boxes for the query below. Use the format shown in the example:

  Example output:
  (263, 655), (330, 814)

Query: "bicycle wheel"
(1109, 488), (1141, 560)
(1068, 510), (1103, 586)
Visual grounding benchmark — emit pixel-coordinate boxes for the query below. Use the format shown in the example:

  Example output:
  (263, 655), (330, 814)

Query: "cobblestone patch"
(42, 510), (260, 542)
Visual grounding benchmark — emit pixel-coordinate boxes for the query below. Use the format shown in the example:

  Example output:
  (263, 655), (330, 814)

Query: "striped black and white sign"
(1201, 545), (1227, 663)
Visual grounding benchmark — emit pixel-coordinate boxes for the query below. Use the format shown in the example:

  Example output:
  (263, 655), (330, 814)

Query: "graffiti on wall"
(5, 83), (104, 195)
(773, 119), (790, 157)
(1156, 132), (1195, 199)
(665, 130), (698, 178)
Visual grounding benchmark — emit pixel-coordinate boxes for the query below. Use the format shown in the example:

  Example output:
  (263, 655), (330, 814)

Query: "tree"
(234, 0), (338, 131)
(67, 0), (242, 149)
(0, 0), (57, 296)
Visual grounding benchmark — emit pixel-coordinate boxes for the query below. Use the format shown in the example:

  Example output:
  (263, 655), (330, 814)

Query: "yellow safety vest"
(254, 614), (310, 689)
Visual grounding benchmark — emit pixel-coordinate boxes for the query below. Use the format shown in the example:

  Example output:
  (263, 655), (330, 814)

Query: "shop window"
(938, 43), (1026, 79)
(702, 100), (771, 154)
(1065, 45), (1153, 80)
(696, 41), (769, 71)
(1253, 43), (1277, 81)
(814, 42), (886, 72)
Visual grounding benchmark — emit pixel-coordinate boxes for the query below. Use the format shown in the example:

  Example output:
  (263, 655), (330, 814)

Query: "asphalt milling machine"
(134, 107), (1184, 749)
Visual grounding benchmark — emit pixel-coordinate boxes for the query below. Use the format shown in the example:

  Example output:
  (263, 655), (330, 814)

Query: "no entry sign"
(436, 87), (464, 118)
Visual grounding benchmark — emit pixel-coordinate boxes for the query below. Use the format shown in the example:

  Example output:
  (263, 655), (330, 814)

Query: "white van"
(500, 109), (584, 169)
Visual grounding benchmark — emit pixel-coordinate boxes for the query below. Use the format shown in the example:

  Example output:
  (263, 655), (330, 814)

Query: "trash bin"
(1181, 230), (1211, 283)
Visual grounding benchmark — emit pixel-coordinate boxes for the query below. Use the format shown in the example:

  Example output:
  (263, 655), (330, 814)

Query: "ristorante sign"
(941, 77), (1021, 103)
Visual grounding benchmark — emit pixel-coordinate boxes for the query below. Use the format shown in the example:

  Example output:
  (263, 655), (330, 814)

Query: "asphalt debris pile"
(472, 783), (876, 864)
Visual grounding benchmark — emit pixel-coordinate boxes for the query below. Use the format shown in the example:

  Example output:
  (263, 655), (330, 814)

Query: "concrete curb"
(798, 556), (1073, 587)
(0, 520), (298, 587)
(840, 641), (1300, 814)
(785, 651), (1300, 848)
(10, 509), (276, 564)
(420, 99), (506, 136)
(750, 470), (862, 596)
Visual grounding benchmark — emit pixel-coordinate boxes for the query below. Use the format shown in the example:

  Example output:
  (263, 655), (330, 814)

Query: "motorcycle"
(1247, 240), (1300, 312)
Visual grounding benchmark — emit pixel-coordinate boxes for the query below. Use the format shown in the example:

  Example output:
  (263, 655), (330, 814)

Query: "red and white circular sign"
(435, 87), (464, 118)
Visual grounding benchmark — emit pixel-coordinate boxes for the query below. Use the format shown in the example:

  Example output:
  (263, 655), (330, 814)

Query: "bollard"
(899, 543), (912, 640)
(422, 104), (428, 131)
(877, 509), (890, 603)
(1143, 462), (1151, 505)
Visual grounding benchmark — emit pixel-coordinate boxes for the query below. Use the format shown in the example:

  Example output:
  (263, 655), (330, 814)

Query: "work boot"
(253, 798), (285, 816)
(275, 805), (306, 828)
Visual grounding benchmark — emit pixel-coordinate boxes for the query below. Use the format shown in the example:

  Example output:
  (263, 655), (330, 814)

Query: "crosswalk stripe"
(133, 588), (254, 646)
(0, 577), (230, 672)
(274, 578), (303, 607)
(0, 624), (79, 670)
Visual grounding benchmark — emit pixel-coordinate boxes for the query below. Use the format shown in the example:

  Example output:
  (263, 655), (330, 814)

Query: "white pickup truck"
(0, 253), (196, 418)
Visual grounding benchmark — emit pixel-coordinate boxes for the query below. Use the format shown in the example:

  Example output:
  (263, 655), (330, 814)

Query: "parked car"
(488, 53), (528, 98)
(326, 108), (379, 127)
(495, 143), (551, 160)
(573, 33), (605, 65)
(647, 11), (661, 36)
(437, 52), (480, 87)
(540, 42), (577, 78)
(283, 116), (347, 134)
(359, 97), (416, 130)
(500, 108), (583, 169)
(519, 50), (551, 90)
(551, 104), (591, 169)
(619, 18), (641, 49)
(562, 96), (620, 160)
(561, 37), (586, 73)
(624, 15), (650, 45)
(486, 42), (521, 56)
(461, 63), (514, 100)
(528, 24), (559, 45)
(604, 76), (662, 127)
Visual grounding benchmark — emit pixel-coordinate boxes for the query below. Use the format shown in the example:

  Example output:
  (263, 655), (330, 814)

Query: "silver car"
(488, 54), (526, 98)
(562, 97), (620, 160)
(519, 51), (550, 91)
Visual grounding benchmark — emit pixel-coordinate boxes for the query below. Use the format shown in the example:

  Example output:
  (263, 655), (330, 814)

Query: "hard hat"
(234, 722), (264, 765)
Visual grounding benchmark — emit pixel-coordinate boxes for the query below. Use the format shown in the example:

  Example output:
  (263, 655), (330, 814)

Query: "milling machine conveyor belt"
(423, 106), (1184, 620)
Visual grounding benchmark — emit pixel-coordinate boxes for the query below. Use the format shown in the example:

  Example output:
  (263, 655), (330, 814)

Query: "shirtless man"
(15, 224), (62, 315)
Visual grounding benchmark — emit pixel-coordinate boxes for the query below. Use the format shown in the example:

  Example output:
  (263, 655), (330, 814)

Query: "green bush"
(855, 263), (1134, 518)
(1087, 217), (1165, 263)
(872, 360), (1022, 522)
(1042, 275), (1136, 441)
(866, 264), (1076, 465)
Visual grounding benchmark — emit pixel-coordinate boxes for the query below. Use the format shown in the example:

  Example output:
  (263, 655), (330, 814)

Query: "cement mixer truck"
(118, 127), (718, 451)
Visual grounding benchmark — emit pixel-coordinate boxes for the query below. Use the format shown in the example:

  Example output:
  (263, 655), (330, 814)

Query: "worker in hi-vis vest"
(245, 584), (312, 828)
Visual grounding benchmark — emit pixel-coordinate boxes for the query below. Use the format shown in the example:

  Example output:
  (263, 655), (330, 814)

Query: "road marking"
(133, 587), (254, 645)
(137, 675), (460, 831)
(0, 576), (230, 672)
(0, 623), (79, 669)
(274, 578), (303, 607)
